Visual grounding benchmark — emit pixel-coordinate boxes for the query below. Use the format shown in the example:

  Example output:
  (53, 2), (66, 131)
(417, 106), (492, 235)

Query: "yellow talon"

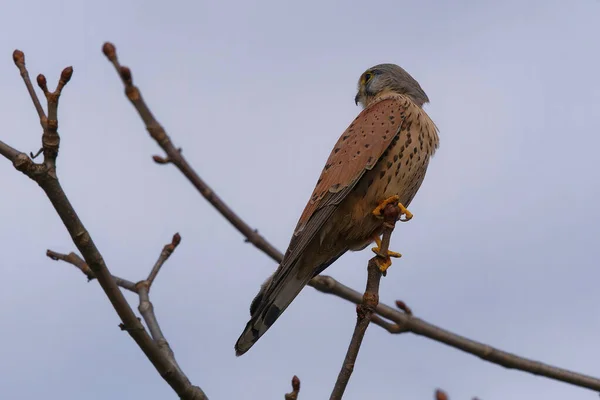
(370, 196), (412, 273)
(372, 195), (413, 222)
(371, 236), (402, 273)
(372, 195), (399, 217)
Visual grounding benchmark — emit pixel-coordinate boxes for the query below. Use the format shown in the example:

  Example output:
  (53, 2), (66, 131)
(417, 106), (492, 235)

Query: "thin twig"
(12, 50), (46, 125)
(136, 282), (186, 378)
(284, 375), (301, 400)
(46, 250), (138, 292)
(101, 42), (283, 263)
(2, 51), (207, 400)
(147, 232), (181, 286)
(330, 202), (401, 400)
(47, 250), (95, 280)
(101, 43), (600, 393)
(136, 233), (185, 375)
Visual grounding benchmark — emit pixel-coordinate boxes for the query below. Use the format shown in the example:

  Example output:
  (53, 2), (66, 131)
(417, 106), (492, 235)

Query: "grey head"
(354, 63), (430, 108)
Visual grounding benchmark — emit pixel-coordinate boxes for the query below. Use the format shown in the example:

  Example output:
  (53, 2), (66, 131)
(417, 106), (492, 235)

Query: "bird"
(235, 63), (439, 356)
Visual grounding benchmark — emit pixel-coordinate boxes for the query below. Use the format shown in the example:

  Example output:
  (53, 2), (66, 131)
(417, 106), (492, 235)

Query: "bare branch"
(47, 250), (95, 280)
(3, 51), (207, 400)
(12, 50), (46, 124)
(330, 201), (402, 399)
(135, 233), (186, 376)
(101, 42), (283, 263)
(147, 232), (181, 286)
(312, 274), (600, 391)
(284, 375), (301, 400)
(47, 250), (137, 292)
(102, 43), (600, 394)
(136, 281), (187, 379)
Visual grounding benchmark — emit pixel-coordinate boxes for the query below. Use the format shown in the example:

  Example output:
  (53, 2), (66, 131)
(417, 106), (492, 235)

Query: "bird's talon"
(371, 236), (402, 273)
(375, 256), (392, 273)
(387, 250), (402, 258)
(372, 195), (413, 222)
(372, 195), (400, 217)
(370, 246), (402, 259)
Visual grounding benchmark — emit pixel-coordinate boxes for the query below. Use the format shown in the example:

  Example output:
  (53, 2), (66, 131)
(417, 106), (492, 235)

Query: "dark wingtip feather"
(234, 338), (249, 357)
(234, 322), (258, 357)
(234, 338), (248, 357)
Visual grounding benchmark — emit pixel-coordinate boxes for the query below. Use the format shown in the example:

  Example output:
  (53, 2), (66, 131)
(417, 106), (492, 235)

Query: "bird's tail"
(234, 259), (313, 356)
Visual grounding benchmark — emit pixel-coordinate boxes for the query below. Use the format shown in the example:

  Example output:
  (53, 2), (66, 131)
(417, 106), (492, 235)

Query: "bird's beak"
(354, 93), (360, 106)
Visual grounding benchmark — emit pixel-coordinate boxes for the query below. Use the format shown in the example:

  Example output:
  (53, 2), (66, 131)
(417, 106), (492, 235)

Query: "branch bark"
(100, 42), (600, 394)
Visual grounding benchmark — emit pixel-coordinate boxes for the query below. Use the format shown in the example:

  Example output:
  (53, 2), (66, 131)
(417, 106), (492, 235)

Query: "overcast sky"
(1, 1), (599, 399)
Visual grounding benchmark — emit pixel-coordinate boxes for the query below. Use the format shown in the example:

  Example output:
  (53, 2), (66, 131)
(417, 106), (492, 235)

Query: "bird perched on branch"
(235, 63), (439, 356)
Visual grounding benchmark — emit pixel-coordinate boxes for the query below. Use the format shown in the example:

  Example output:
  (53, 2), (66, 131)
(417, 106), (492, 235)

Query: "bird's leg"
(371, 235), (402, 273)
(370, 195), (412, 273)
(371, 195), (413, 222)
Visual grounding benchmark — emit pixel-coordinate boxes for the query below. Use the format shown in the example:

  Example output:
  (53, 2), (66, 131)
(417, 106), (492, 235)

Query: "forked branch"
(49, 233), (189, 379)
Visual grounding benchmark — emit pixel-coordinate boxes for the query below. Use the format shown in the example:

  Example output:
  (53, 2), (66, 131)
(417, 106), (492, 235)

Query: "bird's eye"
(364, 72), (372, 83)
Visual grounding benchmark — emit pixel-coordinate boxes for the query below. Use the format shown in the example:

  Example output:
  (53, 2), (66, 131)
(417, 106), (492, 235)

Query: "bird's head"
(354, 63), (430, 109)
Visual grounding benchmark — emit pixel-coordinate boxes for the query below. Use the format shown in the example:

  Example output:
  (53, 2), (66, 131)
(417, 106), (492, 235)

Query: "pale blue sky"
(1, 1), (599, 399)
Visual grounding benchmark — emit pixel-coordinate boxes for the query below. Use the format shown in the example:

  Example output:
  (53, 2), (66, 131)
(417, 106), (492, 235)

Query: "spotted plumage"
(235, 64), (439, 356)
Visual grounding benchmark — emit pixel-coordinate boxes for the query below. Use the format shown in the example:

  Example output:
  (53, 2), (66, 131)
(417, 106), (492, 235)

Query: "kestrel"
(235, 63), (439, 356)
